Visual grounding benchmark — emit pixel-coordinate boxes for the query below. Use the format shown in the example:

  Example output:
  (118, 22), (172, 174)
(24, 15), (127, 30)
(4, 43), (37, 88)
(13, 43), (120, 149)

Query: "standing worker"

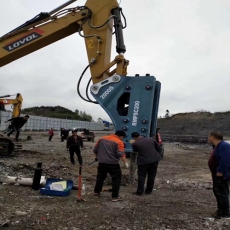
(60, 128), (65, 142)
(66, 130), (84, 165)
(48, 128), (54, 141)
(208, 131), (230, 219)
(93, 130), (129, 202)
(131, 132), (162, 196)
(5, 115), (30, 141)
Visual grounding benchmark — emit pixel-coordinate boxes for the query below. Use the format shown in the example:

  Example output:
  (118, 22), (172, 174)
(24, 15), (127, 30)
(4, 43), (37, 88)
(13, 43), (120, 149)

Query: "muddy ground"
(0, 132), (230, 230)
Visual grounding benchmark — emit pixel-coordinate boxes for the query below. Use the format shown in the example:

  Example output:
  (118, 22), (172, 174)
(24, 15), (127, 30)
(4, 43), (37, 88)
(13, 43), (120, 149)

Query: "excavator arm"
(0, 93), (23, 118)
(0, 93), (23, 156)
(0, 0), (161, 152)
(0, 0), (126, 84)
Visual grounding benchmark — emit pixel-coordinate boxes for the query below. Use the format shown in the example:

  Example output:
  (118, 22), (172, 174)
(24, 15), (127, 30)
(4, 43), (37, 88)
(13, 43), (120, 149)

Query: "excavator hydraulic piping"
(0, 0), (77, 39)
(0, 12), (50, 39)
(112, 7), (126, 54)
(0, 95), (11, 99)
(48, 0), (77, 15)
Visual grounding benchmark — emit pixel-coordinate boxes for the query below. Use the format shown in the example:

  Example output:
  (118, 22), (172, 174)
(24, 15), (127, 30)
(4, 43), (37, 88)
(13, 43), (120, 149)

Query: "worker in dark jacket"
(208, 131), (230, 219)
(60, 128), (65, 142)
(66, 130), (84, 165)
(131, 132), (162, 196)
(5, 115), (30, 141)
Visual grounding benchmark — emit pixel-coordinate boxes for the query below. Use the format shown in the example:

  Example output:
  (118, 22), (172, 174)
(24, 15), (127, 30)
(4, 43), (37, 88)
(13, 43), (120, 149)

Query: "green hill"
(22, 106), (92, 121)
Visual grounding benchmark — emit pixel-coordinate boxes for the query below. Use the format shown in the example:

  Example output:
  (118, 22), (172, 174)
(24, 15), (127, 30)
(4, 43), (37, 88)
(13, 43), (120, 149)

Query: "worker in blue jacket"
(208, 131), (230, 219)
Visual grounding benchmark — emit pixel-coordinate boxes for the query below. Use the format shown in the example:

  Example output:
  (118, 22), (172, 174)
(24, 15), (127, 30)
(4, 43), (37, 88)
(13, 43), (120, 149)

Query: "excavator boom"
(0, 0), (161, 152)
(0, 0), (123, 84)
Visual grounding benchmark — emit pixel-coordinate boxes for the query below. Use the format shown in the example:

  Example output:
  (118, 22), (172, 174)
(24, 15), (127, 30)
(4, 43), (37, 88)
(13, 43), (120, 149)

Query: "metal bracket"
(91, 75), (121, 95)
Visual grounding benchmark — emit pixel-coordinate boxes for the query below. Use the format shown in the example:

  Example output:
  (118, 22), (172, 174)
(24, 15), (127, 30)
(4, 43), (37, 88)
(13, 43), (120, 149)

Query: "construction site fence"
(0, 111), (106, 131)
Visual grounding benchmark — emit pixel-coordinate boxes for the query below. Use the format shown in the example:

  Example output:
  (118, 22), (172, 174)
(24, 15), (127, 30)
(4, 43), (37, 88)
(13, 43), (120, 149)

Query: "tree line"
(22, 106), (93, 122)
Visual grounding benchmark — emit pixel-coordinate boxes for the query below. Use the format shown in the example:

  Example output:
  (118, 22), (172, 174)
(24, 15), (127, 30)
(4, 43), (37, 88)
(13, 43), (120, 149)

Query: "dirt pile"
(157, 111), (230, 141)
(0, 132), (230, 229)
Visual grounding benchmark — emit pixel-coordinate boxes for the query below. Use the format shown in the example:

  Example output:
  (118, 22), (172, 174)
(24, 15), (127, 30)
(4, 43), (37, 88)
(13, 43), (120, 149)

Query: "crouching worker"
(66, 130), (84, 165)
(93, 130), (129, 202)
(5, 115), (30, 141)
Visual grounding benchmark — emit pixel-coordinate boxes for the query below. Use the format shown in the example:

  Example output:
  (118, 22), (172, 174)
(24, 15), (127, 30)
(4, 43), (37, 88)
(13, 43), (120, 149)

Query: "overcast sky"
(1, 0), (230, 121)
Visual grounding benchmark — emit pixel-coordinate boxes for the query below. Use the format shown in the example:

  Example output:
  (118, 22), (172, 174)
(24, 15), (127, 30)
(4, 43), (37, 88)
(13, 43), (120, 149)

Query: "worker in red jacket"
(48, 128), (54, 141)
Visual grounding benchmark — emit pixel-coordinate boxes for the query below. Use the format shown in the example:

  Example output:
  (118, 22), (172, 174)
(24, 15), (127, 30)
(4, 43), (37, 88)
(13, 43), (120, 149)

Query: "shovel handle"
(88, 160), (96, 165)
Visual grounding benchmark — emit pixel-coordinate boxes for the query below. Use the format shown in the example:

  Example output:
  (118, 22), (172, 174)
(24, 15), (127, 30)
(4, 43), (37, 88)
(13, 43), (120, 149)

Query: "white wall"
(0, 111), (105, 131)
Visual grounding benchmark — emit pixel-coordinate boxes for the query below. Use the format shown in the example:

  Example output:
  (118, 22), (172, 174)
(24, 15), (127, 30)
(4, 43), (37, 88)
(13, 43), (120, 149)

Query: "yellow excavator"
(0, 93), (23, 118)
(0, 93), (23, 156)
(0, 0), (161, 155)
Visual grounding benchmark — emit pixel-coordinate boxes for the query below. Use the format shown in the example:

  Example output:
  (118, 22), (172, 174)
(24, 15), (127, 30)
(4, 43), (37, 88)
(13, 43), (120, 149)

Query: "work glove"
(124, 162), (129, 169)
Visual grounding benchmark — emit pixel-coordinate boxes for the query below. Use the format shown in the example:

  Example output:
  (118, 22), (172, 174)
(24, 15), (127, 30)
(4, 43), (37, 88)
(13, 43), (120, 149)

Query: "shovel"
(88, 160), (97, 165)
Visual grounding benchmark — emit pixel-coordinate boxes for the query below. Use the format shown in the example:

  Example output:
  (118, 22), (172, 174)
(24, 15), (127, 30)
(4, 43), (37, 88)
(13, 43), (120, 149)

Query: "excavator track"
(0, 135), (22, 157)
